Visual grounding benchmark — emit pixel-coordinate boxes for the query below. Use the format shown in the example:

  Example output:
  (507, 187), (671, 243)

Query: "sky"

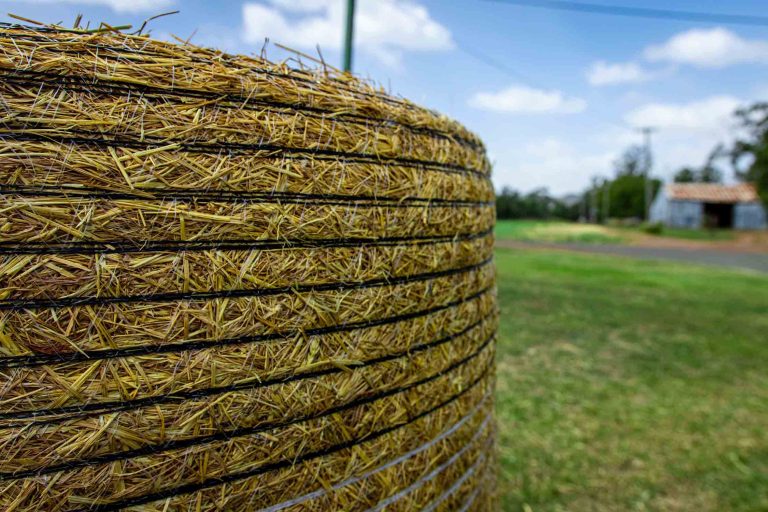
(3, 0), (768, 195)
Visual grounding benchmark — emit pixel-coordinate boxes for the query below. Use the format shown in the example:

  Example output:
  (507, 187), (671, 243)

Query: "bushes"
(496, 187), (580, 221)
(641, 222), (664, 235)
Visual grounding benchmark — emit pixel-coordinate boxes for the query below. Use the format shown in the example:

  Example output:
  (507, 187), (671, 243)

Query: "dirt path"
(496, 240), (768, 273)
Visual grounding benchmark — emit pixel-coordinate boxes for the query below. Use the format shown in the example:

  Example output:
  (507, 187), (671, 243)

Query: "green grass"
(648, 226), (735, 241)
(496, 219), (739, 245)
(494, 248), (768, 511)
(495, 220), (624, 244)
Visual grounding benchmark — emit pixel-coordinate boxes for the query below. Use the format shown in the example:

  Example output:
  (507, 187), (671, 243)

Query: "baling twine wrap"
(0, 23), (498, 511)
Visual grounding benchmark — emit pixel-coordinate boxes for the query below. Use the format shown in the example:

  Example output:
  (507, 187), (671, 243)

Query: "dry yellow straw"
(0, 22), (497, 511)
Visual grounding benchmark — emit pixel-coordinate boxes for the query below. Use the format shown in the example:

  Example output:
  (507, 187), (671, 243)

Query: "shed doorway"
(703, 202), (734, 228)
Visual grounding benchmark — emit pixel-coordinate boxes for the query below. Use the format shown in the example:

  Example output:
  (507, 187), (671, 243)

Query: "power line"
(485, 0), (768, 27)
(457, 44), (540, 85)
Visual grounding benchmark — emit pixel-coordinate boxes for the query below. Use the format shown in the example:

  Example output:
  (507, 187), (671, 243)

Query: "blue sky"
(4, 0), (768, 194)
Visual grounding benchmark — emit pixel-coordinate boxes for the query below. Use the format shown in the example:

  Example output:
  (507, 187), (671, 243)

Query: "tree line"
(496, 145), (660, 221)
(497, 101), (768, 220)
(495, 187), (581, 221)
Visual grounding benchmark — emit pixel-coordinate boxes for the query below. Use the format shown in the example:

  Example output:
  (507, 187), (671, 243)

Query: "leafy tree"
(698, 166), (723, 183)
(593, 145), (660, 220)
(674, 168), (696, 183)
(673, 146), (724, 184)
(699, 144), (725, 183)
(731, 103), (768, 205)
(495, 187), (580, 220)
(613, 145), (647, 177)
(601, 174), (661, 219)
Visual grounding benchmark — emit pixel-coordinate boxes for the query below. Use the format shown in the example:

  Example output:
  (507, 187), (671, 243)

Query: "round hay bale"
(0, 23), (497, 511)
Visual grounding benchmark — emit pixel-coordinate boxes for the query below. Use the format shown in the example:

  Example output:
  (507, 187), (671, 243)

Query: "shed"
(650, 183), (767, 230)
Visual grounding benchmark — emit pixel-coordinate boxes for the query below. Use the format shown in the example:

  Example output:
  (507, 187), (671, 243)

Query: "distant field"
(494, 220), (624, 244)
(495, 219), (739, 245)
(494, 248), (768, 511)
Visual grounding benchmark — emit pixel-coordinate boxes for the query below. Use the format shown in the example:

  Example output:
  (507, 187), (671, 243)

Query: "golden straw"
(0, 23), (498, 511)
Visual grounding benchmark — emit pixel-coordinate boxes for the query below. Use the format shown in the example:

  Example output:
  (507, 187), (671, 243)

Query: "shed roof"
(666, 183), (759, 203)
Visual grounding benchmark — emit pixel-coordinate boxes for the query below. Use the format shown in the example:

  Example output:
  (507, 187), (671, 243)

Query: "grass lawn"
(495, 220), (739, 245)
(494, 248), (768, 511)
(642, 226), (735, 241)
(495, 220), (625, 244)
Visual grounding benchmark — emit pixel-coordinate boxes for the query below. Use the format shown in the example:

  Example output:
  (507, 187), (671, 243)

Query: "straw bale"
(0, 22), (497, 511)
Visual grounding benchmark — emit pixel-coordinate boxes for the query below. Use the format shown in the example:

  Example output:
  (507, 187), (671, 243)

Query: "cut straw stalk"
(2, 349), (495, 509)
(0, 196), (494, 243)
(0, 297), (497, 414)
(1, 264), (495, 356)
(0, 23), (497, 511)
(1, 236), (493, 299)
(1, 343), (494, 480)
(0, 142), (494, 202)
(0, 81), (486, 170)
(0, 29), (487, 157)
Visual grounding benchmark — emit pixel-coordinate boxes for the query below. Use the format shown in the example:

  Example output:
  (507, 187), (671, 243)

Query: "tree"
(598, 146), (660, 220)
(699, 144), (725, 183)
(674, 168), (696, 183)
(698, 165), (723, 183)
(731, 103), (768, 206)
(605, 174), (660, 219)
(672, 145), (724, 184)
(613, 145), (646, 177)
(495, 187), (579, 221)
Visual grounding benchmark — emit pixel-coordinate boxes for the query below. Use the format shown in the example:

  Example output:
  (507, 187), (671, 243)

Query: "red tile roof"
(666, 183), (759, 203)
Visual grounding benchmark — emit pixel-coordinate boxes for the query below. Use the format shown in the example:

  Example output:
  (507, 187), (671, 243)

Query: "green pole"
(343, 0), (356, 72)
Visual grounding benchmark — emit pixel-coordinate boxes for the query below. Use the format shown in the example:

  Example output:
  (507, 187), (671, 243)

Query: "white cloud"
(493, 138), (615, 194)
(242, 0), (453, 66)
(268, 0), (331, 12)
(587, 61), (653, 86)
(492, 96), (746, 194)
(620, 96), (747, 183)
(10, 0), (174, 13)
(644, 27), (768, 68)
(625, 96), (741, 132)
(468, 85), (587, 114)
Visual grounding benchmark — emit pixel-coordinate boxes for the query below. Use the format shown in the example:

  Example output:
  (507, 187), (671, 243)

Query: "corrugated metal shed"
(650, 183), (767, 229)
(666, 183), (759, 203)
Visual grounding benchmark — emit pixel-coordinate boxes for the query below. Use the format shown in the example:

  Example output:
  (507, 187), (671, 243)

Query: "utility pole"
(638, 127), (656, 221)
(589, 176), (599, 223)
(602, 178), (610, 224)
(342, 0), (356, 72)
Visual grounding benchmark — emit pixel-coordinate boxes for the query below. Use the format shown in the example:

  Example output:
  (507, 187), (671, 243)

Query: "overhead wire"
(456, 44), (540, 85)
(484, 0), (768, 27)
